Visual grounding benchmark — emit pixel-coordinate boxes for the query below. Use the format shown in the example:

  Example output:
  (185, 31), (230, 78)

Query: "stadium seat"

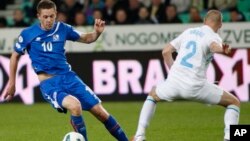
(179, 13), (190, 23)
(237, 0), (250, 12)
(222, 12), (230, 22)
(243, 12), (250, 21)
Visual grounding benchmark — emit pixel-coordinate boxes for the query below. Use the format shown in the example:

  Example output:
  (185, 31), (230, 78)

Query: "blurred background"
(0, 0), (250, 104)
(0, 0), (250, 140)
(1, 0), (250, 27)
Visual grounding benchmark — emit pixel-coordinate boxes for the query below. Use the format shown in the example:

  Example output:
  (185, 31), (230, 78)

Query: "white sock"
(224, 105), (240, 140)
(135, 96), (157, 137)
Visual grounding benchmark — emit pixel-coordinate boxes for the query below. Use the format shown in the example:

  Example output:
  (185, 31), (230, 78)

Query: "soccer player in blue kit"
(3, 0), (128, 141)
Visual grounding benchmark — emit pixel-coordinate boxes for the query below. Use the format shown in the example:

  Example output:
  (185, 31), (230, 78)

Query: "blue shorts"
(39, 71), (101, 111)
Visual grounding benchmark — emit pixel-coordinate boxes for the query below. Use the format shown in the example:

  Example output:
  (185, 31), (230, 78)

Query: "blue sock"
(70, 115), (88, 141)
(104, 115), (128, 141)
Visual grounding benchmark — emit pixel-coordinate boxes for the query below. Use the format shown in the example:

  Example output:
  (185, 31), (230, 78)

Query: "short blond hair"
(204, 10), (222, 23)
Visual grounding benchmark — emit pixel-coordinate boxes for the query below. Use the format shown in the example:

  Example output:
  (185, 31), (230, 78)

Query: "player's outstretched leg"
(90, 104), (128, 141)
(133, 87), (159, 141)
(218, 91), (240, 141)
(103, 115), (128, 141)
(70, 115), (87, 141)
(133, 95), (157, 141)
(62, 95), (88, 140)
(223, 104), (240, 141)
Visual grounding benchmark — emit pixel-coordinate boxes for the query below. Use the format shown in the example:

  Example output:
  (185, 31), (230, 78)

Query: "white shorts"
(155, 78), (223, 104)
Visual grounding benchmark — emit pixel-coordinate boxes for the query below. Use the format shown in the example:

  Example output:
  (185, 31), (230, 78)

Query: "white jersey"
(168, 25), (222, 89)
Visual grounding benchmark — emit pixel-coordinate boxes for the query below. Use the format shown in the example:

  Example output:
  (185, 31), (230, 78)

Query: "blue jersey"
(14, 22), (81, 75)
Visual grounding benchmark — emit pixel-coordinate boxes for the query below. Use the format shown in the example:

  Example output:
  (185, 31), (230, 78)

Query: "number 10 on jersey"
(42, 42), (53, 52)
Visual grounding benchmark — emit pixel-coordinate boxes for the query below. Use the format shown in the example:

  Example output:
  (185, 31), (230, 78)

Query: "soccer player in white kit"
(132, 10), (240, 141)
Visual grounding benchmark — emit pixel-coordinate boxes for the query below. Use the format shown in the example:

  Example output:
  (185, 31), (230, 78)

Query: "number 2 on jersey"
(180, 41), (196, 68)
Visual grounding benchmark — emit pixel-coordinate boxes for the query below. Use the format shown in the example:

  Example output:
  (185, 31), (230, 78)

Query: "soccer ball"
(62, 131), (85, 141)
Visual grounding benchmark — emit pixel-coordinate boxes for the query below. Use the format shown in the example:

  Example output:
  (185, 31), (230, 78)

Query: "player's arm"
(4, 51), (21, 101)
(162, 43), (176, 69)
(77, 19), (105, 44)
(210, 42), (231, 54)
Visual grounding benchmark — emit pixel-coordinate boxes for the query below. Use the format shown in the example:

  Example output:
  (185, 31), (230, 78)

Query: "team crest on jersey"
(18, 36), (23, 43)
(53, 34), (59, 41)
(35, 37), (41, 41)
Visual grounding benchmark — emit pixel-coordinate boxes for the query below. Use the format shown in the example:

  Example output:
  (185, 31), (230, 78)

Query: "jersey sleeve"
(65, 23), (81, 41)
(170, 30), (186, 51)
(207, 33), (223, 47)
(14, 31), (29, 55)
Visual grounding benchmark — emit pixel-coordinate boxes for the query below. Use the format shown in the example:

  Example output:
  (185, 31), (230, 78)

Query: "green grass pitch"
(0, 101), (249, 141)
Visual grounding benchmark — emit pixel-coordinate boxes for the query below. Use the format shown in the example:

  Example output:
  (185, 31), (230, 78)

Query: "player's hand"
(222, 43), (231, 54)
(3, 84), (16, 101)
(94, 19), (105, 34)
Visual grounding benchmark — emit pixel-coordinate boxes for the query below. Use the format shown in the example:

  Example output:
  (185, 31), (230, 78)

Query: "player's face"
(38, 8), (57, 30)
(215, 21), (222, 33)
